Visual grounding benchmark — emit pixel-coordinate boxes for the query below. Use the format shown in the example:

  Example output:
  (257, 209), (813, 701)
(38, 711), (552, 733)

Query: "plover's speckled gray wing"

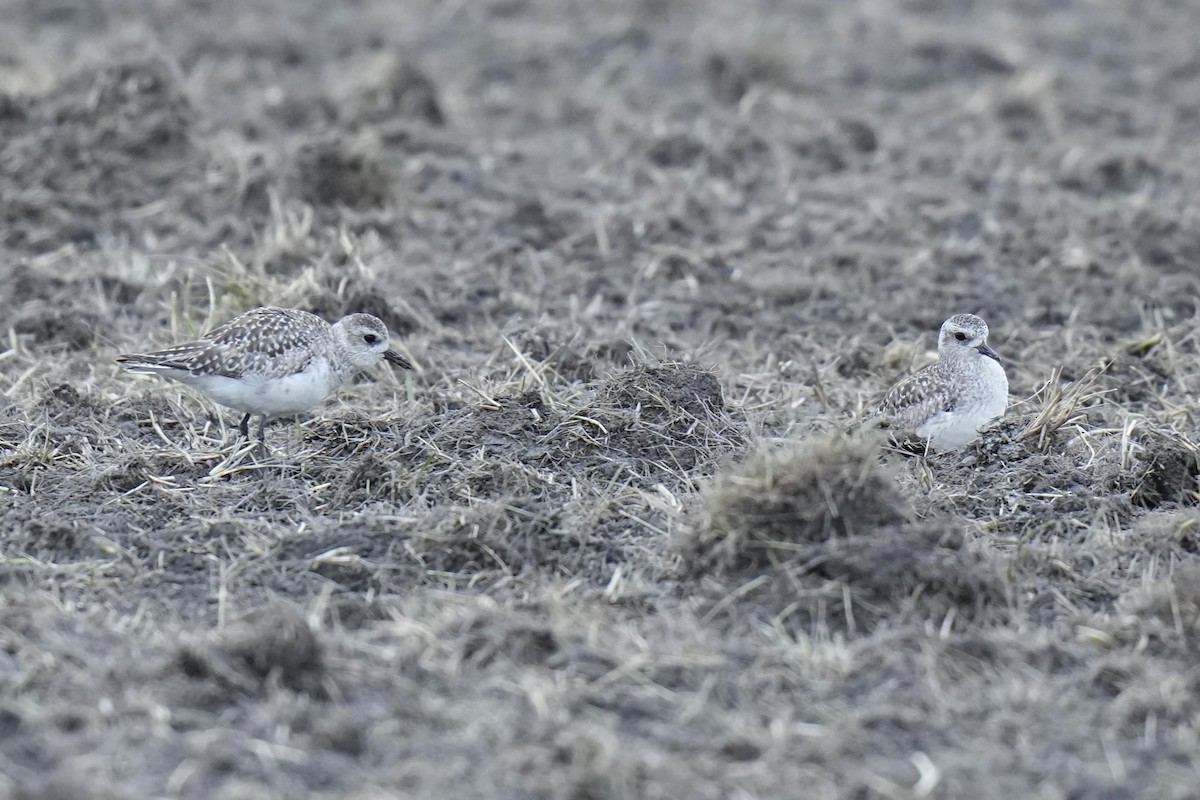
(118, 307), (329, 380)
(876, 364), (958, 432)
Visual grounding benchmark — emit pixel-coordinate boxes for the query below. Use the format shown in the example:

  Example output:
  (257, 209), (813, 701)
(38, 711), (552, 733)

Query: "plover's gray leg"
(247, 415), (272, 457)
(239, 413), (251, 440)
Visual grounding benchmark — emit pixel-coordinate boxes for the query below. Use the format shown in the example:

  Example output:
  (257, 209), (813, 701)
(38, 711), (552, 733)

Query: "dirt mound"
(283, 363), (746, 587)
(1126, 427), (1200, 509)
(679, 433), (1005, 632)
(678, 433), (907, 575)
(589, 362), (741, 472)
(0, 58), (209, 254)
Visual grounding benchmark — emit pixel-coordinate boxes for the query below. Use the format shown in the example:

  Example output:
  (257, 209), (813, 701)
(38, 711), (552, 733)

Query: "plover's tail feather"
(115, 354), (188, 375)
(116, 342), (208, 375)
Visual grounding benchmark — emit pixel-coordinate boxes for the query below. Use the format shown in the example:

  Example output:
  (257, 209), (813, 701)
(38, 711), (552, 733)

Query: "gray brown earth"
(3, 0), (1200, 797)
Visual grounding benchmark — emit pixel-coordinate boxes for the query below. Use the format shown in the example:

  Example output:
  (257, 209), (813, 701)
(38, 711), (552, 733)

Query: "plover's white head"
(938, 313), (999, 363)
(333, 313), (412, 371)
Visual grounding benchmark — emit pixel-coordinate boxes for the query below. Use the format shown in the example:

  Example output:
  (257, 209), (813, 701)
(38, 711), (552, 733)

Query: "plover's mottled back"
(117, 306), (412, 446)
(870, 313), (1008, 451)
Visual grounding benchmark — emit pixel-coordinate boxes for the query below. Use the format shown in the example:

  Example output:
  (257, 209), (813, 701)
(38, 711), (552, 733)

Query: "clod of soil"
(354, 59), (446, 126)
(12, 303), (98, 349)
(177, 605), (325, 694)
(647, 132), (707, 168)
(291, 136), (397, 209)
(1128, 428), (1200, 509)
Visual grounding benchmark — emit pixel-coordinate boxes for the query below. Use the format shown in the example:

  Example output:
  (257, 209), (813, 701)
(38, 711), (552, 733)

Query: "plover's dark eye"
(363, 333), (379, 344)
(954, 332), (967, 341)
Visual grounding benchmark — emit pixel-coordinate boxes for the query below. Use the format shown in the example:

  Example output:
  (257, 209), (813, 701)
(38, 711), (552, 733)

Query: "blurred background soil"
(2, 0), (1200, 797)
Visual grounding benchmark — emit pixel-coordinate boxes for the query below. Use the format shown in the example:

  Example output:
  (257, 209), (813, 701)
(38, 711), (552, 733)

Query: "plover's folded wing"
(119, 307), (324, 379)
(196, 308), (324, 378)
(872, 366), (959, 431)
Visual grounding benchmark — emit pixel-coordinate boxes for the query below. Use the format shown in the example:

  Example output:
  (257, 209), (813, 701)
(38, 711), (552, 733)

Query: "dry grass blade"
(457, 379), (502, 411)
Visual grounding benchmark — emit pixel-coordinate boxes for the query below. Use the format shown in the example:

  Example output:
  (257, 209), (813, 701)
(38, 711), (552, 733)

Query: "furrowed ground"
(3, 0), (1200, 797)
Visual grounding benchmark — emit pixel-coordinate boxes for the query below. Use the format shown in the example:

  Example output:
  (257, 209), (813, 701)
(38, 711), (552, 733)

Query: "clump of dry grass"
(676, 432), (908, 576)
(1019, 364), (1110, 450)
(414, 495), (567, 577)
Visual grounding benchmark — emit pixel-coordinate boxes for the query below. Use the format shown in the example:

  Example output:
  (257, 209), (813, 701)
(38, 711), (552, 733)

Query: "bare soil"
(3, 0), (1200, 797)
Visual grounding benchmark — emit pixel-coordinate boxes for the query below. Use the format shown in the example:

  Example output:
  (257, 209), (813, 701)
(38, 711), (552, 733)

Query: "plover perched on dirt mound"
(117, 306), (412, 446)
(870, 313), (1008, 451)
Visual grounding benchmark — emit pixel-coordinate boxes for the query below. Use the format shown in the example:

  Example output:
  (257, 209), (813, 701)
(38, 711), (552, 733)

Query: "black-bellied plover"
(871, 313), (1008, 451)
(117, 306), (412, 446)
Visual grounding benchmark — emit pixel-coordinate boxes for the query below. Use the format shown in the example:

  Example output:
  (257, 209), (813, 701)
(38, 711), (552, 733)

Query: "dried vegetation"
(3, 0), (1200, 797)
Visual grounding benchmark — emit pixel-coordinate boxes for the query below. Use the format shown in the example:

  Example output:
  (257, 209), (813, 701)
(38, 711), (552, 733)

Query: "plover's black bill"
(384, 349), (413, 369)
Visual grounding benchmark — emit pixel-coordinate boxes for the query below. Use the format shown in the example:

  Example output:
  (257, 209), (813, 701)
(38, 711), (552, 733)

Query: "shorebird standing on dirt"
(117, 306), (412, 448)
(870, 313), (1008, 451)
